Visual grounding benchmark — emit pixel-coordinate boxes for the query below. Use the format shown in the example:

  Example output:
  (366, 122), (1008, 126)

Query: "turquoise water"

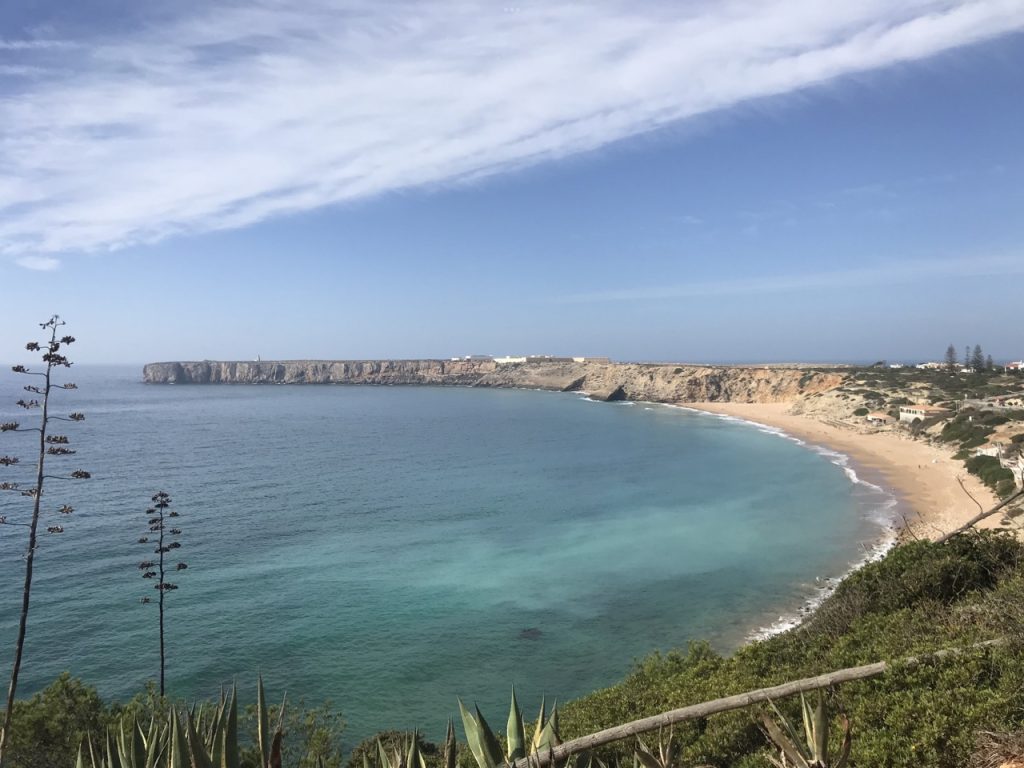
(0, 367), (892, 741)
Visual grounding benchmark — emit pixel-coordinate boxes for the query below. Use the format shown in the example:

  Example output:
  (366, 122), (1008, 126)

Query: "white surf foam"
(657, 403), (901, 641)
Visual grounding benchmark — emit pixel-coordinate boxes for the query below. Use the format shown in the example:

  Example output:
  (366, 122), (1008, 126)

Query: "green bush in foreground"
(559, 533), (1024, 768)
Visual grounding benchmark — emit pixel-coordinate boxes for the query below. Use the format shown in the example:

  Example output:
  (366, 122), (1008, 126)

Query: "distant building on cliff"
(898, 404), (950, 423)
(493, 356), (527, 364)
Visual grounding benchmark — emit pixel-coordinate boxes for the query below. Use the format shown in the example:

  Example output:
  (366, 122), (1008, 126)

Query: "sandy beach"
(685, 401), (1009, 542)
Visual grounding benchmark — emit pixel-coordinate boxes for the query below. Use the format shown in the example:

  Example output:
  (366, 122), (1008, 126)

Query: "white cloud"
(1, 0), (1022, 256)
(558, 254), (1024, 302)
(15, 256), (61, 271)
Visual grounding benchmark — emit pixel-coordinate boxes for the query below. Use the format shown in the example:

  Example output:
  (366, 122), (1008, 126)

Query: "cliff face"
(143, 360), (845, 404)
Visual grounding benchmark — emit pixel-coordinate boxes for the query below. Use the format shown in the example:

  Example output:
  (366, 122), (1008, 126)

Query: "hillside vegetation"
(4, 533), (1024, 767)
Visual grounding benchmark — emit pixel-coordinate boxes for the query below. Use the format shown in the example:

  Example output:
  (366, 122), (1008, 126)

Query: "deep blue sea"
(0, 366), (895, 742)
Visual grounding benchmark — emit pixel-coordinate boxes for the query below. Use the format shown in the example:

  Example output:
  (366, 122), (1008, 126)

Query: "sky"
(0, 0), (1023, 364)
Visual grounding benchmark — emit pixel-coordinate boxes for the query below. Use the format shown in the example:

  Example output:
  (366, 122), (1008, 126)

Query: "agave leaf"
(458, 699), (502, 768)
(759, 712), (810, 768)
(223, 683), (240, 768)
(170, 711), (188, 768)
(268, 727), (283, 768)
(362, 752), (371, 768)
(507, 687), (526, 761)
(143, 718), (163, 768)
(633, 737), (662, 768)
(535, 705), (559, 753)
(257, 675), (270, 766)
(130, 716), (147, 768)
(443, 718), (457, 768)
(105, 728), (123, 768)
(406, 732), (421, 768)
(76, 741), (88, 768)
(529, 697), (547, 753)
(377, 738), (392, 768)
(184, 710), (215, 768)
(811, 693), (827, 762)
(799, 694), (815, 759)
(767, 699), (809, 761)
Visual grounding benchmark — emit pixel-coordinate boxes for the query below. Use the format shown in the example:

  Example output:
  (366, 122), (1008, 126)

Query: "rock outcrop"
(143, 359), (846, 404)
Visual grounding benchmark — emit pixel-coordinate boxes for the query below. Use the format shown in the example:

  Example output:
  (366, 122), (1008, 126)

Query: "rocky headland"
(141, 359), (845, 403)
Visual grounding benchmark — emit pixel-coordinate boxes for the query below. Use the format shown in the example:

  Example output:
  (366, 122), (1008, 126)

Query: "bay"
(0, 366), (891, 741)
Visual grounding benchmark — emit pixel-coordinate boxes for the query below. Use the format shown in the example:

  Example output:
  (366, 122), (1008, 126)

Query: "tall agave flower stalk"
(137, 492), (187, 696)
(0, 315), (89, 766)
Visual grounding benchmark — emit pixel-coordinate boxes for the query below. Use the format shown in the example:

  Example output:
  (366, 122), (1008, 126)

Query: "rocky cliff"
(143, 360), (845, 404)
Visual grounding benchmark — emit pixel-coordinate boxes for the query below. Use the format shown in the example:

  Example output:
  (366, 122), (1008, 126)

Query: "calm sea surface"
(0, 366), (893, 741)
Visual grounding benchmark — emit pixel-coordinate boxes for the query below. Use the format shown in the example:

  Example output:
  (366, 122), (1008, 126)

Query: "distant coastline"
(143, 358), (998, 544)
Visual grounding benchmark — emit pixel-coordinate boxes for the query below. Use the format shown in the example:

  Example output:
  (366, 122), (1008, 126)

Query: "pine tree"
(986, 354), (994, 371)
(970, 344), (985, 371)
(945, 344), (958, 372)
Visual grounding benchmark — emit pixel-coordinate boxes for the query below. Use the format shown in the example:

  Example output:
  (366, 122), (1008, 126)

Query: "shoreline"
(682, 401), (1003, 543)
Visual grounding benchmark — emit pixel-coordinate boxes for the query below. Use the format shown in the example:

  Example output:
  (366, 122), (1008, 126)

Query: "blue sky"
(1, 1), (1022, 364)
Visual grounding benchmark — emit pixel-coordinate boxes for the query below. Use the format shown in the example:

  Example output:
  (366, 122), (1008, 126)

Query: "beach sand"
(685, 401), (1012, 542)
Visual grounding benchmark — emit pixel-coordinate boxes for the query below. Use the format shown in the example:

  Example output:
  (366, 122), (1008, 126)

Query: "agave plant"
(76, 676), (286, 768)
(365, 732), (429, 768)
(458, 689), (562, 768)
(758, 692), (851, 768)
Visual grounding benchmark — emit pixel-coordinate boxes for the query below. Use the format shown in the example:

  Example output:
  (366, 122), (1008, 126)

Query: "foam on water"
(668, 404), (900, 639)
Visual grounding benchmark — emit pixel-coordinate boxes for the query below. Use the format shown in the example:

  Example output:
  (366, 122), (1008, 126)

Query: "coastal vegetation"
(1, 532), (1022, 766)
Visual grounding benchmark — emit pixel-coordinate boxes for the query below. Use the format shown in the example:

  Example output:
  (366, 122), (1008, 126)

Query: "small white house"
(493, 356), (527, 364)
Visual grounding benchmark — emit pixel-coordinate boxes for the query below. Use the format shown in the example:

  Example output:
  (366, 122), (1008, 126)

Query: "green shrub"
(965, 456), (1016, 496)
(561, 534), (1024, 768)
(853, 407), (869, 417)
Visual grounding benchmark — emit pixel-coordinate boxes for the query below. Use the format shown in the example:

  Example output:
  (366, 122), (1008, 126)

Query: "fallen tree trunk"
(937, 489), (1024, 544)
(514, 640), (1004, 768)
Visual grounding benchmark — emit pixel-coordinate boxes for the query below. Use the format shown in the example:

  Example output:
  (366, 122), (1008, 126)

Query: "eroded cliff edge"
(142, 360), (845, 404)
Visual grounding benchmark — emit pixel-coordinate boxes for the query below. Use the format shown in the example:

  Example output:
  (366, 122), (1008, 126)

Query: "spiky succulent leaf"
(169, 711), (188, 768)
(760, 712), (810, 768)
(633, 737), (662, 768)
(257, 675), (269, 766)
(530, 698), (547, 754)
(458, 699), (503, 768)
(223, 684), (240, 768)
(184, 710), (214, 768)
(535, 705), (560, 753)
(507, 687), (526, 761)
(443, 718), (457, 768)
(811, 693), (827, 763)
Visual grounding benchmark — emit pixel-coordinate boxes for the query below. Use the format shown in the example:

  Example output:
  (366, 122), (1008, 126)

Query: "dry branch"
(513, 640), (1004, 768)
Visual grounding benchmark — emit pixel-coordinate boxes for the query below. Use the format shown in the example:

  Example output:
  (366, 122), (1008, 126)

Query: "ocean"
(0, 366), (895, 741)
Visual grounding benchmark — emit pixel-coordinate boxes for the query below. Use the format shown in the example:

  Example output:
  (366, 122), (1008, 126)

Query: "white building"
(898, 404), (950, 423)
(493, 356), (527, 364)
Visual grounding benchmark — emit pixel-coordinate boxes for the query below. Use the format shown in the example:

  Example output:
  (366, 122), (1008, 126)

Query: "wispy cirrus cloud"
(1, 0), (1023, 259)
(14, 255), (61, 271)
(558, 254), (1024, 302)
